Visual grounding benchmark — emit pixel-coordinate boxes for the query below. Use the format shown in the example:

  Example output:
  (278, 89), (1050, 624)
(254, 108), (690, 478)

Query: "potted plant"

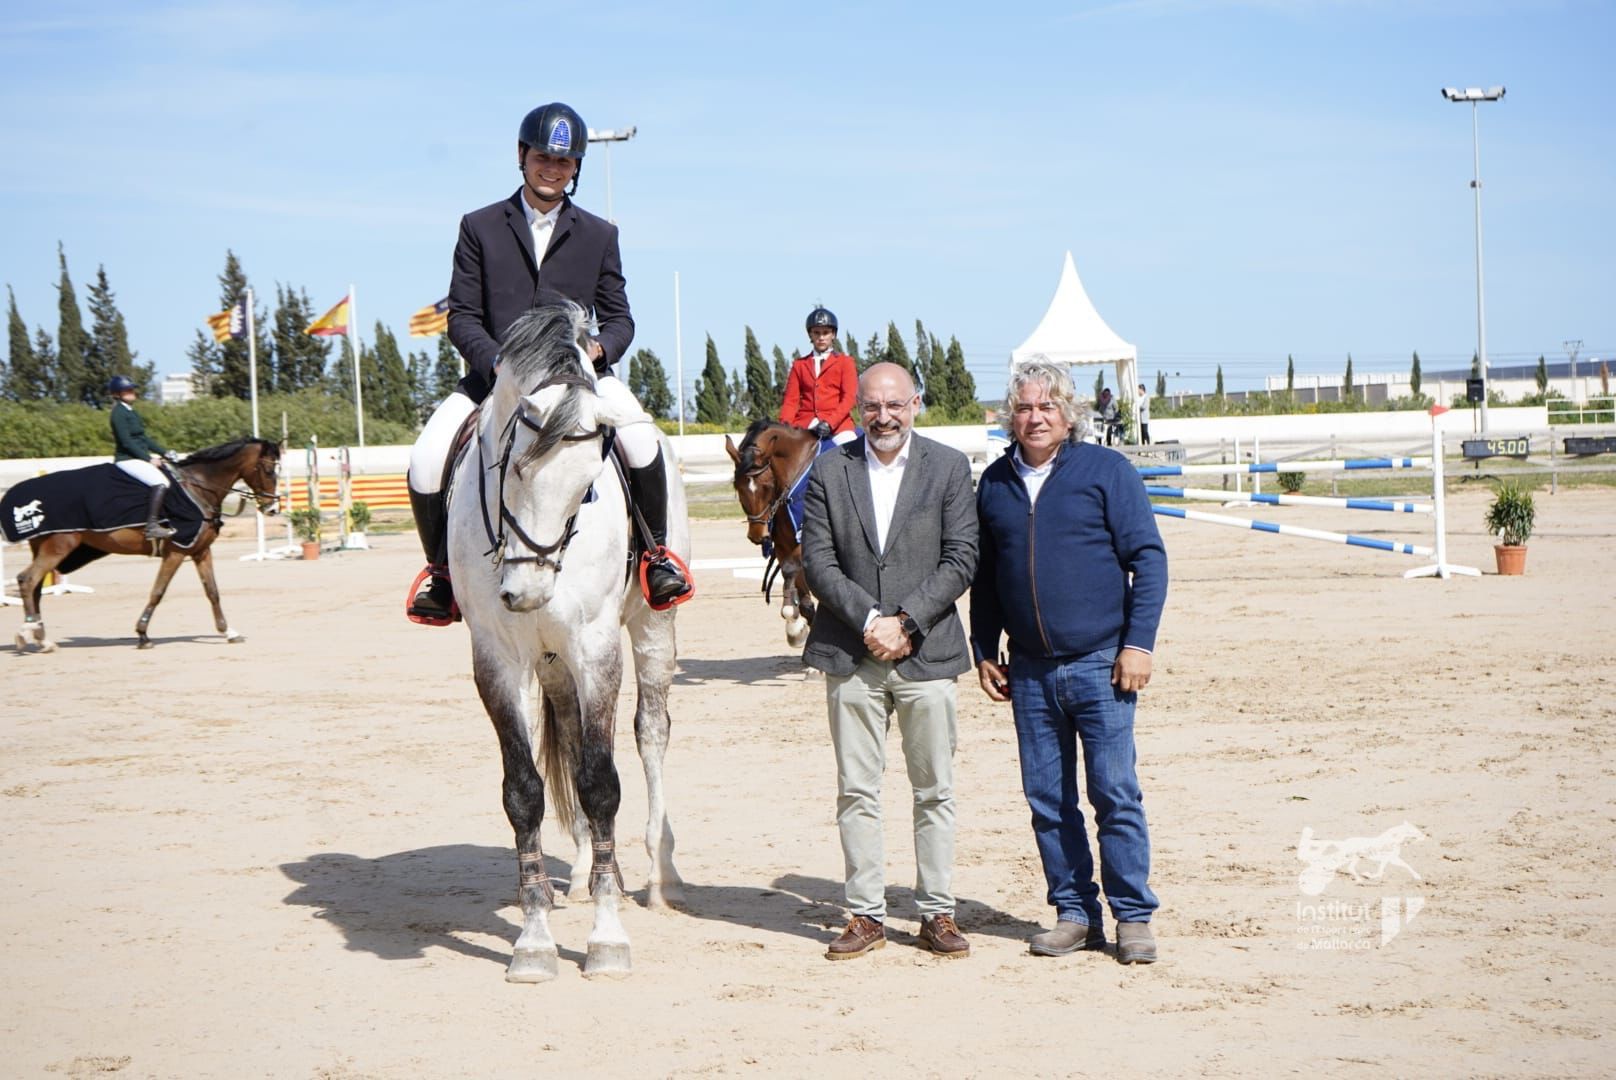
(1483, 479), (1534, 575)
(290, 507), (323, 560)
(345, 500), (371, 550)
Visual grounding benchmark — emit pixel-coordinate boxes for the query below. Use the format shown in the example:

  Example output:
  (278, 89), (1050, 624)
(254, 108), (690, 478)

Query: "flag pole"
(348, 284), (364, 448)
(247, 287), (266, 560)
(674, 270), (685, 438)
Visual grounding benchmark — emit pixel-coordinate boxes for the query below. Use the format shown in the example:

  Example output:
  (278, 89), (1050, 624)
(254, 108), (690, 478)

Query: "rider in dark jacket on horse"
(109, 374), (178, 539)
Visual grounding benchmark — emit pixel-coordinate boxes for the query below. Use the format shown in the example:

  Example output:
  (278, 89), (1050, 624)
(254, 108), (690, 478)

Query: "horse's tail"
(539, 694), (580, 837)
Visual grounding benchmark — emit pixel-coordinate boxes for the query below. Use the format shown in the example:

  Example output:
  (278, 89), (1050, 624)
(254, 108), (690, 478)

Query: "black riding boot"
(406, 485), (455, 622)
(628, 450), (692, 606)
(143, 484), (176, 539)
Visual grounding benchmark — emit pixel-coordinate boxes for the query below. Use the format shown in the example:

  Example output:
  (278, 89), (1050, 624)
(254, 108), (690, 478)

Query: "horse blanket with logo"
(1, 464), (207, 546)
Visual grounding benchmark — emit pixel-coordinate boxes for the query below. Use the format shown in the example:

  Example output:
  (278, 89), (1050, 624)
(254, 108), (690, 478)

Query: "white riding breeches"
(407, 375), (661, 496)
(116, 459), (168, 487)
(832, 429), (858, 446)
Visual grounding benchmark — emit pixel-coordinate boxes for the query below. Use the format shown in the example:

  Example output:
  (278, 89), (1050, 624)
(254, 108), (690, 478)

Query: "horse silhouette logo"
(1297, 821), (1424, 897)
(11, 498), (44, 534)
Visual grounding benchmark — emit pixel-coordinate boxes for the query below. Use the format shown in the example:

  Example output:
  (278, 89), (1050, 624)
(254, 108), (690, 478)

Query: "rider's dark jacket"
(111, 401), (167, 461)
(447, 190), (634, 403)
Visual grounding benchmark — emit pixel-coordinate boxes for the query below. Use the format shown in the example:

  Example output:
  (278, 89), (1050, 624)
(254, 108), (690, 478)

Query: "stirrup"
(639, 547), (694, 611)
(405, 565), (460, 626)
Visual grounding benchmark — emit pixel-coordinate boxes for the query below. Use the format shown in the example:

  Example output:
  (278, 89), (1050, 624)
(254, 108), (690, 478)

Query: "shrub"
(290, 507), (323, 543)
(1278, 471), (1305, 494)
(1483, 480), (1535, 547)
(348, 501), (371, 533)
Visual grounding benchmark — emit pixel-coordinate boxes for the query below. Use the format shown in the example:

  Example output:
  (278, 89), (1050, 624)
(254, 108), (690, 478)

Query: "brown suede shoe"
(1029, 920), (1108, 957)
(1116, 921), (1158, 965)
(917, 914), (971, 958)
(825, 915), (885, 961)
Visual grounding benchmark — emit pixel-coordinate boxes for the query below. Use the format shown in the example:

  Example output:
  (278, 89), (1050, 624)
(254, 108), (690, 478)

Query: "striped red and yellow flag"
(408, 297), (450, 338)
(205, 298), (246, 343)
(307, 295), (350, 337)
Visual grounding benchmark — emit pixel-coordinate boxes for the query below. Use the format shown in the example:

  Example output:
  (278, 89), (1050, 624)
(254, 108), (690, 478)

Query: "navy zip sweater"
(970, 439), (1167, 663)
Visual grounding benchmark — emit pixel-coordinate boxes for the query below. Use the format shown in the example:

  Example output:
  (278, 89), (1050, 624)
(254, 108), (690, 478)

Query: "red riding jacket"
(780, 351), (857, 436)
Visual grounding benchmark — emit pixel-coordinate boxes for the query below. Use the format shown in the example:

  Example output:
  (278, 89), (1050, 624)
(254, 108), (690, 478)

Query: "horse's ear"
(724, 435), (740, 464)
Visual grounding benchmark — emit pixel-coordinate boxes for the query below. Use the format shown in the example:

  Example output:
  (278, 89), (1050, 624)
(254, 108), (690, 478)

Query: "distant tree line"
(6, 246), (984, 455)
(685, 318), (980, 429)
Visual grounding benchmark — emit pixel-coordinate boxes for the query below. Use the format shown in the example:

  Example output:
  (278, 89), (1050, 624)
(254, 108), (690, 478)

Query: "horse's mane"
(501, 304), (599, 472)
(733, 418), (801, 485)
(179, 437), (280, 467)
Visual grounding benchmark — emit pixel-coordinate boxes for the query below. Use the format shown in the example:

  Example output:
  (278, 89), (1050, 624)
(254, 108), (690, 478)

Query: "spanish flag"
(408, 298), (450, 338)
(306, 294), (350, 337)
(205, 298), (246, 343)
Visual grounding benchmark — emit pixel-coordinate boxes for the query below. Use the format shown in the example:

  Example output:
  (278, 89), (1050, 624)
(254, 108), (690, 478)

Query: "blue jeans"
(1009, 649), (1158, 925)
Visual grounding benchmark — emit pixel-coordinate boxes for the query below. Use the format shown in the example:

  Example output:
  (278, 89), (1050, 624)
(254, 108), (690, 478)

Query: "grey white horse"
(447, 304), (686, 982)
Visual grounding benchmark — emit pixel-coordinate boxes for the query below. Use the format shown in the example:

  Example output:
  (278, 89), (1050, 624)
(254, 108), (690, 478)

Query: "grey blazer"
(800, 433), (979, 681)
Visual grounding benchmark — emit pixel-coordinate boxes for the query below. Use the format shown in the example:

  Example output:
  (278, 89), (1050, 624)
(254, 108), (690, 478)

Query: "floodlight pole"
(587, 125), (637, 224)
(1442, 86), (1504, 433)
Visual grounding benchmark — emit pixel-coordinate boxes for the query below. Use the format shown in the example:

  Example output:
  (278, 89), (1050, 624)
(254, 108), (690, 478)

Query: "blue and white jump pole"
(1142, 423), (1478, 579)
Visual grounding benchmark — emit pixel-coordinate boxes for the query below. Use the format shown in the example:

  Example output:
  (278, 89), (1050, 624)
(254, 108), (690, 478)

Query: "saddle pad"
(783, 436), (840, 542)
(1, 463), (207, 547)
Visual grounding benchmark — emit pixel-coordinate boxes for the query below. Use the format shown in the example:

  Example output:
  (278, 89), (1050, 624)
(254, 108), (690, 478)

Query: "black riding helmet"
(518, 102), (588, 196)
(806, 307), (837, 334)
(108, 374), (137, 394)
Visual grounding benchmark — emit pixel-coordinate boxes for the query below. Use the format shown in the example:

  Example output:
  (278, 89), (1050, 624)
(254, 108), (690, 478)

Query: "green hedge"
(0, 391), (417, 458)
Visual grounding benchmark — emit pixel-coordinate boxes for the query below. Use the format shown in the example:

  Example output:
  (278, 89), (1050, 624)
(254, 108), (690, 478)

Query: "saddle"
(440, 405), (673, 604)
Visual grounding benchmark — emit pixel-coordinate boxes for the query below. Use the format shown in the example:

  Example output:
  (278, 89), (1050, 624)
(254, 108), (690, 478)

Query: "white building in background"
(158, 372), (197, 405)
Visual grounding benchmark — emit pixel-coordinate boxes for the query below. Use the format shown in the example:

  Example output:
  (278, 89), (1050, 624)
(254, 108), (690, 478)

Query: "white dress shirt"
(862, 432), (912, 631)
(1012, 443), (1058, 505)
(521, 198), (562, 269)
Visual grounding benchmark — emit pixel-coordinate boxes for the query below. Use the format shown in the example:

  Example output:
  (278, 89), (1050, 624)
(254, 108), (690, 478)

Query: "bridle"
(478, 376), (607, 572)
(168, 453), (282, 517)
(741, 436), (814, 533)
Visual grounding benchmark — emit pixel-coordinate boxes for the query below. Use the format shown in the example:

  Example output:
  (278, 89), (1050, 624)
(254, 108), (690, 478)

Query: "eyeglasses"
(858, 398), (916, 416)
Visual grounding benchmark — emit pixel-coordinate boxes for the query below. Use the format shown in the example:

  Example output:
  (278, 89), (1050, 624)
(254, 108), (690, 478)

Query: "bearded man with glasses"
(798, 362), (979, 962)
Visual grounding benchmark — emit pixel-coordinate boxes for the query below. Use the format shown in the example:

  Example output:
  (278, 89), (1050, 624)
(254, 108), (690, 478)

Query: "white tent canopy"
(1010, 251), (1140, 436)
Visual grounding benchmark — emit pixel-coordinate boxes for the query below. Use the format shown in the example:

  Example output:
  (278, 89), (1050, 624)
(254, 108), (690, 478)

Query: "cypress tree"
(1155, 370), (1166, 398)
(7, 285), (48, 402)
(884, 322), (912, 375)
(1410, 351), (1422, 397)
(1094, 370), (1105, 401)
(743, 326), (775, 420)
(209, 251), (266, 400)
(55, 244), (90, 405)
(1470, 353), (1481, 378)
(771, 345), (790, 405)
(944, 336), (974, 416)
(370, 322), (413, 424)
(272, 285), (329, 392)
(862, 332), (883, 372)
(1535, 355), (1548, 395)
(33, 328), (58, 402)
(87, 265), (149, 401)
(627, 347), (673, 418)
(728, 369), (747, 422)
(1344, 354), (1354, 398)
(1215, 365), (1225, 398)
(914, 319), (934, 405)
(694, 334), (729, 425)
(432, 336), (462, 402)
(408, 347), (432, 423)
(328, 335), (355, 400)
(845, 336), (860, 365)
(186, 330), (220, 397)
(1286, 354), (1295, 393)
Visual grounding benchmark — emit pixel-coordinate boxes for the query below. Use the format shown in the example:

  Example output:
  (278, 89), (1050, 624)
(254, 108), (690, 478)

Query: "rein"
(169, 460), (281, 517)
(745, 447), (814, 531)
(477, 380), (606, 571)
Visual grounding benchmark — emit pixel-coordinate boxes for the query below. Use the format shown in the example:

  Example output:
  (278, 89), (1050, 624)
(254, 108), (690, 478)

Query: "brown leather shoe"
(825, 915), (885, 961)
(917, 914), (970, 958)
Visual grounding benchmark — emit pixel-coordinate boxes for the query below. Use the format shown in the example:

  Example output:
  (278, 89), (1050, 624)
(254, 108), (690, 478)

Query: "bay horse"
(447, 303), (686, 983)
(12, 438), (281, 653)
(724, 419), (820, 647)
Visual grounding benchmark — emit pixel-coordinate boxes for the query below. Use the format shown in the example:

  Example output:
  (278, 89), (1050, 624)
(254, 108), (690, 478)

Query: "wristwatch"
(896, 610), (920, 638)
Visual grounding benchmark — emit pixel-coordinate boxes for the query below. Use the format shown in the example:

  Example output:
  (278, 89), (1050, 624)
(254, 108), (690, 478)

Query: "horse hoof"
(506, 947), (559, 983)
(785, 619), (809, 647)
(226, 632), (246, 644)
(583, 941), (632, 977)
(647, 881), (687, 911)
(567, 880), (592, 905)
(137, 638), (154, 651)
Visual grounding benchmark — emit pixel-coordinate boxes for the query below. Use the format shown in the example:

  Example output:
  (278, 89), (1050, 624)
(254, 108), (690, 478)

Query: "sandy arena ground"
(2, 486), (1612, 1078)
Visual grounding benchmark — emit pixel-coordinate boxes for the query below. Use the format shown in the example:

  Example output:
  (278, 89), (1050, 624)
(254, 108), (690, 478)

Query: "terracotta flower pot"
(1493, 544), (1527, 576)
(301, 540), (321, 561)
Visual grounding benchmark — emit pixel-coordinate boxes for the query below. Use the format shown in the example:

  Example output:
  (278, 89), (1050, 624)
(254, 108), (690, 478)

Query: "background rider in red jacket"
(780, 307), (858, 444)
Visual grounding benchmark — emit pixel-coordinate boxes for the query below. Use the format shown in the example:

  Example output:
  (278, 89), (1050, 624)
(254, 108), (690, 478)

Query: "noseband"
(479, 379), (607, 572)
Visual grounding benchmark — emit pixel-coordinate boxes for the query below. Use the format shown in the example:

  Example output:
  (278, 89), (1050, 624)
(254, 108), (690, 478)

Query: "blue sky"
(2, 0), (1611, 406)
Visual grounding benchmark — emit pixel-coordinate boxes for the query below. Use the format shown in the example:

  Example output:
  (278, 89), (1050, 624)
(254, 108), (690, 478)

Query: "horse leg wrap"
(517, 851), (555, 906)
(590, 841), (625, 893)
